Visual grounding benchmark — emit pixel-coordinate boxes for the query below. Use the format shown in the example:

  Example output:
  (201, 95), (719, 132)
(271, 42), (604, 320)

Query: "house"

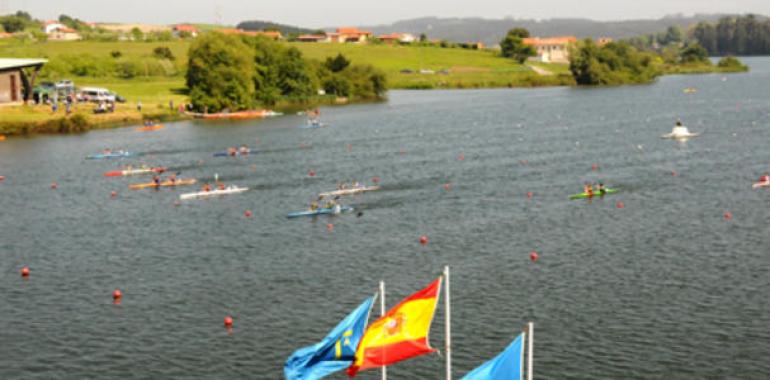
(0, 32), (12, 39)
(43, 21), (65, 34)
(376, 33), (416, 44)
(522, 36), (577, 64)
(172, 24), (199, 38)
(296, 34), (330, 43)
(48, 27), (81, 41)
(0, 58), (47, 106)
(331, 27), (372, 43)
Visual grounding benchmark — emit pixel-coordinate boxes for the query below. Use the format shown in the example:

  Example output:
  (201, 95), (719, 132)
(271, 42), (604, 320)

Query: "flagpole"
(444, 266), (451, 380)
(380, 281), (387, 380)
(527, 322), (534, 380)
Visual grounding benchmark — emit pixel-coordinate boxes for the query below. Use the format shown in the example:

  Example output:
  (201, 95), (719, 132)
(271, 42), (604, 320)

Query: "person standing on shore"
(137, 101), (142, 112)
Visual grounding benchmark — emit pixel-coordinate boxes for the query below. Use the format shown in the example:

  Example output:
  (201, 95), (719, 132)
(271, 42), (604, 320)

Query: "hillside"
(361, 15), (729, 45)
(236, 20), (316, 35)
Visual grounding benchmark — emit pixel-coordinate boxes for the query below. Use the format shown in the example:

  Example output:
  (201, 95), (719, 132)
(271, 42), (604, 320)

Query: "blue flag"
(462, 333), (525, 380)
(284, 296), (375, 380)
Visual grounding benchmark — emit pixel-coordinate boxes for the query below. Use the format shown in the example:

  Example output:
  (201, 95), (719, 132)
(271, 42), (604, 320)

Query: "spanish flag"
(347, 277), (442, 377)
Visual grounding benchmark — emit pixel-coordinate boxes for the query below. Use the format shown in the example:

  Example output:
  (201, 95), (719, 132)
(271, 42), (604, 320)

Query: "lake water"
(2, 58), (770, 379)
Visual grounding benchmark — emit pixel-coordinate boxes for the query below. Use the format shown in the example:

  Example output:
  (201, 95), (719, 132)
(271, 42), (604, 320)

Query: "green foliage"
(500, 28), (535, 64)
(146, 31), (173, 42)
(717, 56), (748, 71)
(152, 46), (175, 60)
(58, 14), (89, 31)
(419, 33), (427, 42)
(679, 42), (709, 64)
(186, 32), (256, 112)
(0, 14), (29, 33)
(110, 50), (122, 58)
(692, 15), (770, 55)
(569, 39), (661, 85)
(130, 27), (143, 41)
(325, 53), (350, 73)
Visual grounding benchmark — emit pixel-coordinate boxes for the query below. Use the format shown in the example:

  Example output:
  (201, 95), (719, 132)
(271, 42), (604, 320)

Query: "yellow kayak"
(129, 178), (196, 190)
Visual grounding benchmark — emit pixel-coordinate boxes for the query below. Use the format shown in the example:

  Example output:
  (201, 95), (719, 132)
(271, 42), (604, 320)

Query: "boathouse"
(0, 58), (47, 106)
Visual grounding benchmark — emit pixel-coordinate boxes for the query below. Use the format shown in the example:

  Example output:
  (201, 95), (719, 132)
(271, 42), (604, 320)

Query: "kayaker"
(310, 201), (319, 211)
(168, 174), (177, 184)
(202, 183), (211, 192)
(228, 147), (237, 157)
(761, 173), (770, 183)
(239, 145), (249, 155)
(584, 183), (593, 197)
(597, 182), (606, 195)
(217, 182), (226, 190)
(152, 175), (161, 187)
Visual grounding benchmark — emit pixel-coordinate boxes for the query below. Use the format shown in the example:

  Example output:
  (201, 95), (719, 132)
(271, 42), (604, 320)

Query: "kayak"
(104, 167), (166, 177)
(179, 186), (248, 200)
(319, 186), (380, 197)
(0, 135), (5, 141)
(752, 181), (770, 189)
(129, 178), (196, 190)
(136, 124), (164, 132)
(300, 122), (327, 129)
(569, 188), (619, 200)
(188, 110), (270, 120)
(213, 151), (254, 157)
(661, 126), (699, 139)
(287, 206), (354, 218)
(87, 151), (135, 159)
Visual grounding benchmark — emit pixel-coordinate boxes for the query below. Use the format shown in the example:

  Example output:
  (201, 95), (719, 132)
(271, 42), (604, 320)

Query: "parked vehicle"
(33, 80), (76, 103)
(78, 87), (116, 103)
(109, 92), (126, 103)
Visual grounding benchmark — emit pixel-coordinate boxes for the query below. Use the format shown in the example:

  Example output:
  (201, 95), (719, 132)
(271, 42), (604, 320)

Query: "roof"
(522, 36), (577, 46)
(174, 24), (199, 32)
(377, 33), (401, 40)
(336, 27), (372, 35)
(297, 34), (326, 40)
(0, 58), (48, 70)
(56, 27), (78, 33)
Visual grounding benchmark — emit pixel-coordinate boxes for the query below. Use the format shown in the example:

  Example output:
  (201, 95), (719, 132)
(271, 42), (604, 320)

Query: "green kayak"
(569, 188), (618, 200)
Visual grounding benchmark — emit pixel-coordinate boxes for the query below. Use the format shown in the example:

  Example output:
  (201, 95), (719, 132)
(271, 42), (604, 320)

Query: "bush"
(111, 50), (122, 58)
(717, 56), (747, 70)
(570, 40), (661, 85)
(152, 46), (175, 61)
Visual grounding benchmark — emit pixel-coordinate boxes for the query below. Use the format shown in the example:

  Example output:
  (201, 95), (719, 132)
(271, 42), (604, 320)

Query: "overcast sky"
(6, 0), (770, 27)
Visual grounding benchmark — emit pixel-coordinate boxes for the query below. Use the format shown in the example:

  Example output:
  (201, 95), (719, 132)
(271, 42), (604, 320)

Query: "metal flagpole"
(527, 322), (534, 380)
(444, 266), (452, 380)
(380, 281), (387, 380)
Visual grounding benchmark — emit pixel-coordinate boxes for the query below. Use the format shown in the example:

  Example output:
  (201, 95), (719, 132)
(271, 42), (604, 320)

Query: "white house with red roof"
(172, 24), (199, 38)
(522, 36), (577, 63)
(43, 21), (81, 41)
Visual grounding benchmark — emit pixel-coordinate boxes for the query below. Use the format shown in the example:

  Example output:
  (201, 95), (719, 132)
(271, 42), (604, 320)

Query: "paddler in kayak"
(583, 183), (594, 197)
(760, 173), (770, 183)
(597, 182), (607, 195)
(239, 145), (249, 155)
(202, 183), (212, 192)
(152, 175), (161, 187)
(227, 147), (237, 157)
(167, 173), (177, 184)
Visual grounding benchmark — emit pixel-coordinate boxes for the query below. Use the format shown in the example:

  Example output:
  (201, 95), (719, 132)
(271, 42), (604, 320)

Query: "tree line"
(186, 32), (386, 112)
(692, 15), (770, 56)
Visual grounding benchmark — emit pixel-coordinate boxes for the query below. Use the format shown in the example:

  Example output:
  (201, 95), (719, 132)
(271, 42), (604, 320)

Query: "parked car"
(109, 92), (126, 103)
(78, 87), (116, 103)
(55, 80), (75, 94)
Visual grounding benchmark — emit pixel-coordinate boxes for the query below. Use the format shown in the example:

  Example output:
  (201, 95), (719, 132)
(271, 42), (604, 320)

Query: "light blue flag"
(462, 333), (525, 380)
(284, 296), (375, 380)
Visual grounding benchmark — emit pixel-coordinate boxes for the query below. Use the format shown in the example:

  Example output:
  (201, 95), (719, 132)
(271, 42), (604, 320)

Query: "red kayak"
(104, 167), (166, 177)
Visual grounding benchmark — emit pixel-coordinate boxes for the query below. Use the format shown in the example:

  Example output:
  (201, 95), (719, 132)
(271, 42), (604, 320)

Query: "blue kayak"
(86, 151), (135, 159)
(287, 206), (354, 218)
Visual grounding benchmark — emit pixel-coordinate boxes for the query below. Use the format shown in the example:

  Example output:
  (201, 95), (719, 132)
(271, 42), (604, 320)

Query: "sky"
(5, 0), (770, 27)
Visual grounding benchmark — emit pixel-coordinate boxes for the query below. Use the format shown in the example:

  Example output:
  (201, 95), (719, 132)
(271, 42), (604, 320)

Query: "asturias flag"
(284, 296), (375, 380)
(461, 333), (525, 380)
(347, 277), (442, 377)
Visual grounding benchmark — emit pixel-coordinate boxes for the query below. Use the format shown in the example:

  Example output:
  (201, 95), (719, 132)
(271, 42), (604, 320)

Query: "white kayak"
(179, 186), (248, 200)
(661, 126), (699, 139)
(752, 181), (770, 189)
(319, 186), (380, 197)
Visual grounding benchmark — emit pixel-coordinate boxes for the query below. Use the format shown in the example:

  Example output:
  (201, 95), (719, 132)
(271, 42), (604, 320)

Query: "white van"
(79, 87), (116, 103)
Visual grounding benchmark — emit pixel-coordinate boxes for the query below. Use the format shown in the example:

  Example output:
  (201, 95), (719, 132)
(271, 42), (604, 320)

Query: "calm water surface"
(2, 58), (770, 379)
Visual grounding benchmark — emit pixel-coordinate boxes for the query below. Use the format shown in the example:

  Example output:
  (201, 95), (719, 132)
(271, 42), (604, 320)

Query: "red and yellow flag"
(347, 277), (442, 377)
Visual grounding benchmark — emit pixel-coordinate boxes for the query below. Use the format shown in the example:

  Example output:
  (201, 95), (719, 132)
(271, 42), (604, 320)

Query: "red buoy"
(458, 153), (465, 161)
(724, 211), (732, 221)
(112, 289), (122, 300)
(224, 316), (233, 328)
(529, 251), (539, 262)
(616, 201), (625, 209)
(308, 169), (316, 177)
(443, 183), (452, 191)
(372, 176), (381, 184)
(526, 191), (533, 199)
(327, 223), (334, 232)
(671, 170), (678, 177)
(0, 175), (5, 181)
(110, 191), (118, 198)
(20, 266), (30, 277)
(244, 210), (253, 218)
(399, 149), (406, 155)
(346, 144), (352, 152)
(592, 163), (599, 171)
(50, 181), (58, 189)
(419, 235), (428, 245)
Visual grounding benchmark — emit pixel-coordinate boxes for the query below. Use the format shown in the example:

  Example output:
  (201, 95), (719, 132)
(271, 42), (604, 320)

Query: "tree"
(325, 53), (350, 73)
(0, 15), (27, 33)
(679, 42), (709, 64)
(569, 39), (661, 85)
(153, 46), (175, 60)
(663, 26), (683, 45)
(186, 32), (256, 112)
(500, 28), (535, 64)
(419, 33), (427, 42)
(130, 27), (144, 41)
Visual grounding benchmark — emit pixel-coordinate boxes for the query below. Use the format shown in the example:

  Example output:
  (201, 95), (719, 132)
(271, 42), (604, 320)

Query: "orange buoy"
(21, 266), (30, 277)
(244, 210), (253, 218)
(327, 223), (334, 232)
(0, 175), (5, 181)
(419, 235), (428, 245)
(724, 211), (732, 221)
(526, 191), (533, 199)
(458, 153), (465, 161)
(372, 176), (381, 184)
(112, 289), (122, 300)
(616, 201), (625, 209)
(51, 181), (58, 189)
(671, 170), (678, 177)
(308, 169), (316, 177)
(529, 251), (539, 262)
(519, 160), (529, 165)
(110, 191), (118, 198)
(443, 183), (452, 191)
(224, 316), (233, 328)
